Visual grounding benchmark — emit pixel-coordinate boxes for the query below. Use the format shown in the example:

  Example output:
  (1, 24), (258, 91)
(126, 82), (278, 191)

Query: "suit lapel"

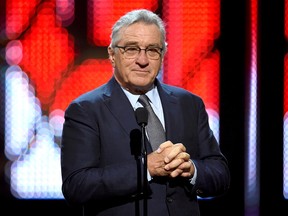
(102, 78), (140, 136)
(101, 77), (182, 143)
(157, 82), (182, 143)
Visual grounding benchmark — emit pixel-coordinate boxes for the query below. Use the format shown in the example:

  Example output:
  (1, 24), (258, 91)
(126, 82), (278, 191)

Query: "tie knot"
(138, 94), (150, 107)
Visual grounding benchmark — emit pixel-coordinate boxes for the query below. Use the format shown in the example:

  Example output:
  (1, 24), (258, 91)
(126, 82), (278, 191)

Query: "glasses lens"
(117, 46), (161, 60)
(146, 48), (161, 59)
(124, 47), (139, 58)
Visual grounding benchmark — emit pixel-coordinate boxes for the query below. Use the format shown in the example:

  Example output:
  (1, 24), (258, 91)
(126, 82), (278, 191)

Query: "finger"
(177, 160), (191, 170)
(164, 144), (186, 163)
(164, 158), (185, 170)
(180, 171), (192, 178)
(170, 168), (183, 178)
(176, 152), (190, 161)
(179, 161), (194, 178)
(156, 140), (173, 153)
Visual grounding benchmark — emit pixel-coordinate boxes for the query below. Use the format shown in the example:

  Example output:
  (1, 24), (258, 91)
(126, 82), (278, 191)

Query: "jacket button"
(196, 189), (203, 195)
(166, 197), (173, 203)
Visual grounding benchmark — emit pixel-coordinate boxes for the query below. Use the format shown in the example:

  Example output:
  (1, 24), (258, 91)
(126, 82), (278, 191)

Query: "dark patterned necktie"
(138, 94), (166, 151)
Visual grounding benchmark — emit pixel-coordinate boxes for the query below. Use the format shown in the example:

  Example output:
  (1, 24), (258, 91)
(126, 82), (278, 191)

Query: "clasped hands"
(147, 141), (195, 178)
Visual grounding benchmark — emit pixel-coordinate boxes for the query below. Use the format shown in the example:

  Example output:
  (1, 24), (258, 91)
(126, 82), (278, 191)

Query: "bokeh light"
(4, 0), (221, 199)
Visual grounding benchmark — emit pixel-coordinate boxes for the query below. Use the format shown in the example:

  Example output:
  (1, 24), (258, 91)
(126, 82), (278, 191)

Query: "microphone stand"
(140, 123), (148, 216)
(135, 107), (148, 216)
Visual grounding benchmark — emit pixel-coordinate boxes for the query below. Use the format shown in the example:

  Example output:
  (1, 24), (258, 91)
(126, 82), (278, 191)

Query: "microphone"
(135, 107), (148, 213)
(135, 107), (148, 127)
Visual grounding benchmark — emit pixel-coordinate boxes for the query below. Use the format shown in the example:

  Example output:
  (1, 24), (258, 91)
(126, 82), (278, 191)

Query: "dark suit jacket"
(61, 77), (230, 216)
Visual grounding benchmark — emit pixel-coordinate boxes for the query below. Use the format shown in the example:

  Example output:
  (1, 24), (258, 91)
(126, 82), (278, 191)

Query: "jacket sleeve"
(61, 101), (144, 204)
(189, 98), (230, 198)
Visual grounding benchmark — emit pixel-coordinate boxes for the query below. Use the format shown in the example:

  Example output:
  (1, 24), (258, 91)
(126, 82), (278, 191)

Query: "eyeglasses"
(115, 45), (163, 60)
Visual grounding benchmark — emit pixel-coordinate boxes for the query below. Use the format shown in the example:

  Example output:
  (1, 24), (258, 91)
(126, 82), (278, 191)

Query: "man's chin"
(126, 83), (154, 95)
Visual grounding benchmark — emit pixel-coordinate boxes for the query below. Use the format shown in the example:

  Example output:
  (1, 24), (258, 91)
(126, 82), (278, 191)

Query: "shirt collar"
(122, 85), (161, 110)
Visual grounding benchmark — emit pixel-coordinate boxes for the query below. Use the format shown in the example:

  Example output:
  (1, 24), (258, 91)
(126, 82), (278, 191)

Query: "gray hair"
(110, 9), (167, 54)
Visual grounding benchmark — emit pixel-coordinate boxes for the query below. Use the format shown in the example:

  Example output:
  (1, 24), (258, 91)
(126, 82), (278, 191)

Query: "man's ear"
(108, 46), (115, 67)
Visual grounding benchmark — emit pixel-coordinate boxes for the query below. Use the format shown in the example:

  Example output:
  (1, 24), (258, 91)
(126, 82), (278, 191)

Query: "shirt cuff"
(189, 159), (197, 185)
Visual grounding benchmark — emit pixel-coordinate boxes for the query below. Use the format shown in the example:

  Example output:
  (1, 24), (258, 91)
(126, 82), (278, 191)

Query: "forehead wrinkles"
(118, 23), (161, 45)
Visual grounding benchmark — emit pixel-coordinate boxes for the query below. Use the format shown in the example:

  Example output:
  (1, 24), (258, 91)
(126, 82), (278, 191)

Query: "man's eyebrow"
(123, 42), (161, 47)
(123, 41), (138, 46)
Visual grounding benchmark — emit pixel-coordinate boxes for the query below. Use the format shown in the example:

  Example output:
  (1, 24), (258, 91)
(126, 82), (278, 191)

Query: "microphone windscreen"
(135, 107), (148, 126)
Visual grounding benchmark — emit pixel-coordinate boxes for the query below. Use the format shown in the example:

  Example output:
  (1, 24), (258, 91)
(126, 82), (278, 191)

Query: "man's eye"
(126, 47), (139, 52)
(147, 48), (158, 53)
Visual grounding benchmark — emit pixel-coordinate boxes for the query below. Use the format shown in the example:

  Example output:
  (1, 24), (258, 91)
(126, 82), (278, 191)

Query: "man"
(61, 9), (230, 216)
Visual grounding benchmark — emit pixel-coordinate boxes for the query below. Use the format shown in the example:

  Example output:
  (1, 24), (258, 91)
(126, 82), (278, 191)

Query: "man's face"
(108, 22), (164, 94)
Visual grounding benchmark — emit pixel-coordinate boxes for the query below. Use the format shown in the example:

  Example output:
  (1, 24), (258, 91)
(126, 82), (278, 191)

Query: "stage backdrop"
(2, 0), (220, 199)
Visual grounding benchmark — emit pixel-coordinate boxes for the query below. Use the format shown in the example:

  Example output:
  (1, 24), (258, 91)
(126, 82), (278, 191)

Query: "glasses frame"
(115, 45), (163, 60)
